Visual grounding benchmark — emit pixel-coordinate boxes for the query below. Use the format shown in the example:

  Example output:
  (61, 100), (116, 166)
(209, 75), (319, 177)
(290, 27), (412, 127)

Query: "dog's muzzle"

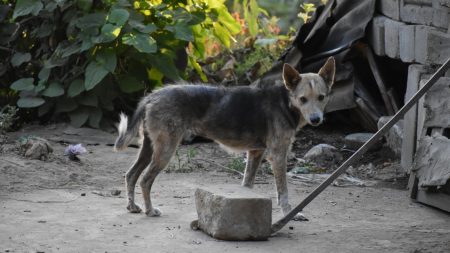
(309, 114), (322, 126)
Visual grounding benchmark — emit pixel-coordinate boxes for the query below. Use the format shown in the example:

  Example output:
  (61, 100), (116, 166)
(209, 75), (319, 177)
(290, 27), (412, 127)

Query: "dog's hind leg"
(140, 131), (182, 217)
(125, 134), (152, 213)
(242, 150), (265, 188)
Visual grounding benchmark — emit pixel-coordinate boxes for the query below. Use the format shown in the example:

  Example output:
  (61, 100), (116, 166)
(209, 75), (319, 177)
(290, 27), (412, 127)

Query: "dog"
(114, 57), (335, 218)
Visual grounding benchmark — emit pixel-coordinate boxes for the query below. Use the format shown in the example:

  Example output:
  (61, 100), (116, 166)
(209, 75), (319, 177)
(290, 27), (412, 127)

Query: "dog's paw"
(292, 212), (309, 221)
(127, 202), (142, 213)
(145, 207), (162, 217)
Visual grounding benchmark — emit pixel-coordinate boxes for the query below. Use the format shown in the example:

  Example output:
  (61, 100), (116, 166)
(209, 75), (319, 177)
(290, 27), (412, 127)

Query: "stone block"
(378, 0), (401, 20)
(399, 25), (415, 62)
(194, 185), (272, 241)
(400, 0), (434, 25)
(384, 18), (404, 59)
(415, 26), (450, 64)
(368, 16), (388, 56)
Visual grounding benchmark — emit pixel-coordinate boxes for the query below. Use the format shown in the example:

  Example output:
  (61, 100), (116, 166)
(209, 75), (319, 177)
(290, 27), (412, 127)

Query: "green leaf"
(188, 56), (207, 82)
(108, 8), (129, 26)
(68, 79), (84, 97)
(13, 0), (43, 19)
(147, 53), (180, 81)
(96, 49), (116, 72)
(17, 97), (45, 108)
(68, 107), (90, 127)
(38, 68), (51, 82)
(60, 42), (82, 58)
(42, 82), (64, 97)
(11, 78), (34, 91)
(216, 7), (241, 35)
(88, 108), (102, 128)
(167, 23), (194, 42)
(77, 0), (93, 12)
(34, 82), (46, 93)
(11, 52), (31, 67)
(118, 75), (144, 93)
(243, 0), (259, 36)
(100, 24), (121, 42)
(84, 62), (109, 90)
(192, 25), (206, 58)
(212, 22), (231, 48)
(128, 20), (157, 33)
(75, 13), (106, 29)
(55, 98), (78, 113)
(77, 93), (98, 106)
(122, 32), (157, 53)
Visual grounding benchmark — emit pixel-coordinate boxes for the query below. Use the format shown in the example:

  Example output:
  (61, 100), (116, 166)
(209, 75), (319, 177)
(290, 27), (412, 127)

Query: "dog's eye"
(318, 95), (325, 101)
(300, 97), (308, 104)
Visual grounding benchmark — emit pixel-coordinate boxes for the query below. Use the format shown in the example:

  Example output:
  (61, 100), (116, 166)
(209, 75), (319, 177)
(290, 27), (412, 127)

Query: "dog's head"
(282, 57), (335, 126)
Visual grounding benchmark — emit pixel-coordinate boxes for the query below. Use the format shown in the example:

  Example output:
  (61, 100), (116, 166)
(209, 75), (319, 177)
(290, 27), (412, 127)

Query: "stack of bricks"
(368, 0), (450, 172)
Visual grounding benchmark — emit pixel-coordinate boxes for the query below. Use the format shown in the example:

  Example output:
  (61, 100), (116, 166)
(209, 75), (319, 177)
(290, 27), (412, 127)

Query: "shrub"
(1, 0), (240, 127)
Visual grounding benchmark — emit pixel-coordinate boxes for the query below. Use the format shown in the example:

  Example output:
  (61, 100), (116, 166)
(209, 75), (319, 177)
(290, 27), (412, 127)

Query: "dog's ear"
(282, 63), (301, 91)
(318, 57), (335, 89)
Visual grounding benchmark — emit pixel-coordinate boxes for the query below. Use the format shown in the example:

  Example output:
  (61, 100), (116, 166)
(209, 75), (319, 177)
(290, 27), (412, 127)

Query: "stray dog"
(114, 57), (335, 218)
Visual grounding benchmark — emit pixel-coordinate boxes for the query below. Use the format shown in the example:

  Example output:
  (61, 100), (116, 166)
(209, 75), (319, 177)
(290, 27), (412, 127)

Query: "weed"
(228, 156), (246, 173)
(0, 105), (18, 133)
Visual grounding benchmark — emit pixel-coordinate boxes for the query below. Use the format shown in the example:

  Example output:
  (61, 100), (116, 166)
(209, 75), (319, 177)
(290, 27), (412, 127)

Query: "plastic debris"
(64, 143), (87, 161)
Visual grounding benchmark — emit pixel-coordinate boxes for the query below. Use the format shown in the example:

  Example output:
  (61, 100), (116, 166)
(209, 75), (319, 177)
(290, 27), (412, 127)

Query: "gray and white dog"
(114, 57), (335, 219)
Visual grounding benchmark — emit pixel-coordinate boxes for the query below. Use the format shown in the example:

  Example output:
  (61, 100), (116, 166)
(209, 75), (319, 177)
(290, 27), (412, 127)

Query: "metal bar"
(271, 57), (450, 234)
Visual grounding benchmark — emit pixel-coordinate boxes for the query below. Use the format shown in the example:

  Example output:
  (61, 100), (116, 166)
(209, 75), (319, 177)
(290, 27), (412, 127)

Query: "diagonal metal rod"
(271, 57), (450, 234)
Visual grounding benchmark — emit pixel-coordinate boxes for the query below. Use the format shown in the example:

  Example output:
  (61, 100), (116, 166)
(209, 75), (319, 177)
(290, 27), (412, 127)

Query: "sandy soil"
(1, 124), (449, 253)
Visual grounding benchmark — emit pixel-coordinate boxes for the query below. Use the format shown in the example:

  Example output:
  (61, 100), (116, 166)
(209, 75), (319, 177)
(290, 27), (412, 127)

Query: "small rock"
(378, 116), (403, 156)
(357, 163), (377, 178)
(81, 193), (86, 196)
(344, 133), (380, 150)
(110, 189), (121, 196)
(19, 136), (53, 160)
(304, 144), (342, 163)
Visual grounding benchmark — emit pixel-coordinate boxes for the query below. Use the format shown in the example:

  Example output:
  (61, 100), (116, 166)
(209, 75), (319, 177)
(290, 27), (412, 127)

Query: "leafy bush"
(1, 0), (240, 127)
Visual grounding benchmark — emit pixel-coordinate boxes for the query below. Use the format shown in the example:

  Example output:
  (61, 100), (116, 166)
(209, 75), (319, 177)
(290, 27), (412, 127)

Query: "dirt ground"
(1, 123), (449, 253)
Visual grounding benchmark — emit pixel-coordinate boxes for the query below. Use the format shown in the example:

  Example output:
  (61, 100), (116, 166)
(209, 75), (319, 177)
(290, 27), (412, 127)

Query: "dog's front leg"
(242, 150), (265, 188)
(267, 148), (292, 215)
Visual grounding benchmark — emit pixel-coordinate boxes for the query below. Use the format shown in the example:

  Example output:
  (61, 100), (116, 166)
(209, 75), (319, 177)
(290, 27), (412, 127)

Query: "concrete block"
(415, 26), (450, 64)
(194, 185), (272, 241)
(400, 0), (434, 25)
(399, 25), (415, 62)
(368, 16), (388, 56)
(433, 0), (450, 8)
(432, 6), (450, 29)
(378, 0), (401, 20)
(384, 18), (404, 59)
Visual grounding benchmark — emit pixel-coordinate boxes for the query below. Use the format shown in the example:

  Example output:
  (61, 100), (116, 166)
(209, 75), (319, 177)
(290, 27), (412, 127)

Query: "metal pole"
(271, 57), (450, 234)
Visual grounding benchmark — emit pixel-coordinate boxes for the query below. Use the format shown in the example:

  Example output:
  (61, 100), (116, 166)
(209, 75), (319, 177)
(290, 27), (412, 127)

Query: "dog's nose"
(310, 115), (321, 125)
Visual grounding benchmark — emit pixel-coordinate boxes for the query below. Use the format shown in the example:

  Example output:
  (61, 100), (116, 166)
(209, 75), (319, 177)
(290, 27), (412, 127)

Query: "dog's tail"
(114, 104), (146, 151)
